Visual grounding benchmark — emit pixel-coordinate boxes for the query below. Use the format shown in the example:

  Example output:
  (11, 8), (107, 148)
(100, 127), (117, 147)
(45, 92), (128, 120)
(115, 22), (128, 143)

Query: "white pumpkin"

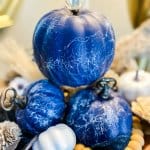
(8, 77), (30, 96)
(32, 124), (76, 150)
(118, 70), (150, 102)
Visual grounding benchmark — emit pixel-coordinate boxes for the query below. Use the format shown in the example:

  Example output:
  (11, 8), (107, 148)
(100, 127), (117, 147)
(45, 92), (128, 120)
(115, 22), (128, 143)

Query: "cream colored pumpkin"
(118, 70), (150, 102)
(32, 124), (76, 150)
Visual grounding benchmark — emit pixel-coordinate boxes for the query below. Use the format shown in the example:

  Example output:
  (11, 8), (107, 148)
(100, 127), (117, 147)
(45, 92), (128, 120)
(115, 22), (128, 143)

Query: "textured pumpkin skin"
(16, 80), (65, 135)
(33, 8), (115, 87)
(66, 89), (132, 150)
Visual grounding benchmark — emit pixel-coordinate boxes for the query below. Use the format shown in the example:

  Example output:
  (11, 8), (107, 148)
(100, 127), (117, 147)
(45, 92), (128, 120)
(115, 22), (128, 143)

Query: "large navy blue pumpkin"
(33, 8), (115, 87)
(16, 80), (65, 135)
(66, 89), (132, 149)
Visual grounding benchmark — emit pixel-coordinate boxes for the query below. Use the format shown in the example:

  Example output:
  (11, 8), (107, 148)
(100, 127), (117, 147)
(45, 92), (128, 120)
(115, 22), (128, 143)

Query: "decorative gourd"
(15, 79), (65, 135)
(33, 1), (115, 87)
(66, 78), (132, 150)
(8, 77), (30, 96)
(32, 124), (76, 150)
(118, 70), (150, 102)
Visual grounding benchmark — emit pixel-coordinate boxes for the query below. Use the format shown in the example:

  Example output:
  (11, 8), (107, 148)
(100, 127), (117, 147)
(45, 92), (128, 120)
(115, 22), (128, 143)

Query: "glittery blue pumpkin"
(33, 8), (115, 87)
(66, 89), (132, 149)
(16, 80), (65, 135)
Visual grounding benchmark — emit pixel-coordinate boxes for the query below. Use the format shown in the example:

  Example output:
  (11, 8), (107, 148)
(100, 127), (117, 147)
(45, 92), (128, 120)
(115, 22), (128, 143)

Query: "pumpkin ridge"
(24, 93), (65, 130)
(40, 15), (68, 85)
(25, 95), (65, 120)
(24, 109), (54, 133)
(16, 109), (38, 134)
(33, 12), (57, 61)
(24, 107), (46, 130)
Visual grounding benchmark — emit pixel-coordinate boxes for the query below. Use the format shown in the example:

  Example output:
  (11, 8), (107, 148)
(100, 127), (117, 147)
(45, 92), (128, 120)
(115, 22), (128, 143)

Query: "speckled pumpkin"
(16, 80), (65, 135)
(33, 8), (115, 87)
(66, 88), (132, 150)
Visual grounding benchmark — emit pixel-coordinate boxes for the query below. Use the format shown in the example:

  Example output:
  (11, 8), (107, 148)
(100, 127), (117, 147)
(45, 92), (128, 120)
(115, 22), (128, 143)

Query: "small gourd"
(32, 124), (76, 150)
(33, 0), (115, 87)
(118, 70), (150, 102)
(8, 76), (30, 96)
(66, 78), (132, 150)
(16, 80), (66, 135)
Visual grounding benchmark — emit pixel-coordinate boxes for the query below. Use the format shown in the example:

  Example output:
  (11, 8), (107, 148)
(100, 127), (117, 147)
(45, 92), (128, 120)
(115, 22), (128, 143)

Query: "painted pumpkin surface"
(66, 88), (132, 150)
(16, 79), (65, 135)
(33, 8), (115, 87)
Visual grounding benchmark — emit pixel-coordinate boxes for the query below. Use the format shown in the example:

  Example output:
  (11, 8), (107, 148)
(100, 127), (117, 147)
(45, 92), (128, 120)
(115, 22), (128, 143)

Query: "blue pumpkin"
(33, 8), (115, 87)
(66, 88), (132, 149)
(16, 79), (65, 135)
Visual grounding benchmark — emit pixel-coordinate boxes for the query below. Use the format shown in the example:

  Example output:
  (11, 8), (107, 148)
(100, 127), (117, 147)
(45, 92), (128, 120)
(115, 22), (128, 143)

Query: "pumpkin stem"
(95, 78), (117, 99)
(0, 88), (27, 111)
(134, 55), (149, 81)
(71, 9), (79, 15)
(138, 55), (149, 71)
(66, 0), (85, 15)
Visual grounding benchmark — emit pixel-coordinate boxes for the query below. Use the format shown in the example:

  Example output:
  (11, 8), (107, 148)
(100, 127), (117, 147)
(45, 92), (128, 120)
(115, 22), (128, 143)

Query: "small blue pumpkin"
(66, 81), (132, 150)
(33, 7), (115, 87)
(16, 79), (65, 135)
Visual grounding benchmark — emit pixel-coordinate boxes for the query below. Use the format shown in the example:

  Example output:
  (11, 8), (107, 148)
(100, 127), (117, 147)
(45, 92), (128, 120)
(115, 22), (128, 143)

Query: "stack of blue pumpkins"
(15, 5), (132, 150)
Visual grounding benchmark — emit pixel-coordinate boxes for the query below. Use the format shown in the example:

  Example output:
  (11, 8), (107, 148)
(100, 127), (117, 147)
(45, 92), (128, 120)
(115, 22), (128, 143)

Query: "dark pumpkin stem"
(95, 78), (117, 99)
(71, 9), (79, 15)
(0, 88), (27, 111)
(66, 0), (82, 15)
